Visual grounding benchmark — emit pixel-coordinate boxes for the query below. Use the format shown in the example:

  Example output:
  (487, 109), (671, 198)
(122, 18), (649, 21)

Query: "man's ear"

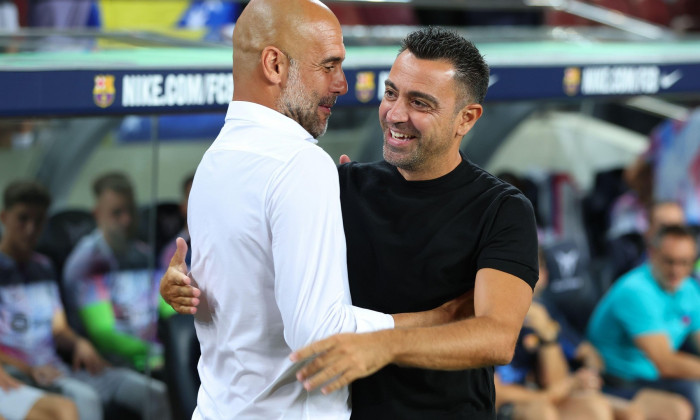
(456, 103), (483, 137)
(261, 46), (290, 85)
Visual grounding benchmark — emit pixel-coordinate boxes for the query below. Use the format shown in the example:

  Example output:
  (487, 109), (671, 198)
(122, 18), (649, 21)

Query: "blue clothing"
(495, 297), (583, 386)
(587, 263), (700, 381)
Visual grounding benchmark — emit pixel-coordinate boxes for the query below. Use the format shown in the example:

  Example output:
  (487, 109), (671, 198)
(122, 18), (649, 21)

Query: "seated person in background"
(63, 172), (176, 372)
(158, 173), (193, 270)
(609, 197), (685, 281)
(608, 156), (654, 241)
(0, 180), (172, 420)
(0, 363), (77, 420)
(588, 224), (700, 420)
(495, 249), (690, 420)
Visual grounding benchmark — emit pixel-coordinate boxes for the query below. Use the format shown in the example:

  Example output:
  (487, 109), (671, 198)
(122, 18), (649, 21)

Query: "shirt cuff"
(350, 306), (394, 333)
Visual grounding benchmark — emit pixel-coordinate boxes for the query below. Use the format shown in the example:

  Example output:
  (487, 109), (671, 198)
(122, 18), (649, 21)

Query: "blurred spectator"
(158, 173), (193, 270)
(0, 0), (19, 31)
(0, 121), (35, 149)
(587, 224), (700, 420)
(29, 0), (94, 28)
(0, 180), (171, 420)
(608, 156), (654, 241)
(63, 172), (176, 373)
(608, 200), (685, 281)
(496, 248), (688, 419)
(0, 363), (78, 420)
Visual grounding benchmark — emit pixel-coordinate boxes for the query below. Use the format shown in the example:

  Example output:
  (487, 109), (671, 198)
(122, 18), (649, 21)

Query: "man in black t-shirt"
(290, 27), (538, 419)
(161, 27), (538, 419)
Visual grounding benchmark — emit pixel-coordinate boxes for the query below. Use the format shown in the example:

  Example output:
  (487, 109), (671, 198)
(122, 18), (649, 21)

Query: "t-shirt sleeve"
(477, 194), (539, 290)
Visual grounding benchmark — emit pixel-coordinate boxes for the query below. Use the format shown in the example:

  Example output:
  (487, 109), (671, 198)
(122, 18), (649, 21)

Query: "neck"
(0, 239), (31, 263)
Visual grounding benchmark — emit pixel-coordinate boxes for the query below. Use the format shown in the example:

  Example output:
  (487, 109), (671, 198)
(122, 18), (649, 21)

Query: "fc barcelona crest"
(355, 71), (376, 103)
(562, 67), (581, 97)
(93, 74), (116, 108)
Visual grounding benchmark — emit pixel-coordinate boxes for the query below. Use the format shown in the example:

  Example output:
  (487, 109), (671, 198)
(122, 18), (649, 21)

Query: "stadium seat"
(36, 208), (96, 281)
(541, 239), (602, 336)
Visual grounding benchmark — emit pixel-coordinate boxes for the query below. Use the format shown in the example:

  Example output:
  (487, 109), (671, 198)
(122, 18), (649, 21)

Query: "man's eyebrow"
(320, 56), (344, 65)
(385, 79), (439, 105)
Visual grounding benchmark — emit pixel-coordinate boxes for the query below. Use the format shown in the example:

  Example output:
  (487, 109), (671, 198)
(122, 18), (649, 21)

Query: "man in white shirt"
(166, 1), (465, 419)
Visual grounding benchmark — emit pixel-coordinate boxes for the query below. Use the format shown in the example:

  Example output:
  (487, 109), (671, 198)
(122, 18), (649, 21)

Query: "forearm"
(537, 344), (570, 387)
(392, 290), (475, 328)
(656, 352), (700, 379)
(392, 308), (451, 329)
(0, 352), (33, 376)
(80, 303), (150, 365)
(383, 315), (520, 370)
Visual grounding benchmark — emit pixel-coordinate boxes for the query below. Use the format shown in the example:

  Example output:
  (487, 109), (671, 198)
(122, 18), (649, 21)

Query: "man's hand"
(575, 341), (605, 372)
(0, 365), (20, 391)
(30, 365), (63, 387)
(438, 289), (475, 321)
(160, 237), (200, 314)
(290, 330), (394, 394)
(571, 367), (602, 391)
(338, 154), (351, 165)
(72, 338), (108, 375)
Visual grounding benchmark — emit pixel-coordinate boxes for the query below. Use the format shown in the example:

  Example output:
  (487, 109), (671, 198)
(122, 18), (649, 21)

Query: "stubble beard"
(381, 122), (455, 174)
(278, 61), (328, 138)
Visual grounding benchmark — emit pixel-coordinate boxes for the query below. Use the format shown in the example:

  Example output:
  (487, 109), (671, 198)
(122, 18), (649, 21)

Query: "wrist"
(538, 334), (559, 346)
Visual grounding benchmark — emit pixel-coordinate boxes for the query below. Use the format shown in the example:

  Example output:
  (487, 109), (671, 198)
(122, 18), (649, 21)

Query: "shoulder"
(67, 230), (101, 259)
(606, 265), (657, 305)
(468, 162), (530, 205)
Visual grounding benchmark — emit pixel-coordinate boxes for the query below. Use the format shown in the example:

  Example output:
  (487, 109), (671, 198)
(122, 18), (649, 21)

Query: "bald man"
(175, 1), (460, 419)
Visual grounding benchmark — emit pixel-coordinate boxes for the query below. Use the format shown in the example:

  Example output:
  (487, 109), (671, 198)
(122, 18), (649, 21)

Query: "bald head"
(231, 0), (348, 137)
(234, 0), (337, 56)
(232, 0), (341, 97)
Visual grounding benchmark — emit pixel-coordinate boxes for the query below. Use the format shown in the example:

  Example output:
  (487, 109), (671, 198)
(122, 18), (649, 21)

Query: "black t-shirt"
(338, 157), (539, 420)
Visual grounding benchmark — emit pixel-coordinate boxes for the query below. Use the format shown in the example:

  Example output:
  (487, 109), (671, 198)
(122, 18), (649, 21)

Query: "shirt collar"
(224, 101), (318, 145)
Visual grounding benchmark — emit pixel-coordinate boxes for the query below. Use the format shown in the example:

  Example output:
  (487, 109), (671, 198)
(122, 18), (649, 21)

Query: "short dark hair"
(92, 172), (134, 199)
(650, 224), (697, 249)
(399, 27), (490, 105)
(3, 180), (51, 211)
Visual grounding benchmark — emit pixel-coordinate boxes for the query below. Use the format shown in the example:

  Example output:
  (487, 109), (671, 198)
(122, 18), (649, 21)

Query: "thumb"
(171, 237), (189, 268)
(339, 154), (351, 165)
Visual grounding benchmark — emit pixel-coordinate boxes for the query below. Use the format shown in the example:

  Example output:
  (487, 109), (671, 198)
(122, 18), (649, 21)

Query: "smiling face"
(277, 20), (347, 138)
(379, 50), (481, 181)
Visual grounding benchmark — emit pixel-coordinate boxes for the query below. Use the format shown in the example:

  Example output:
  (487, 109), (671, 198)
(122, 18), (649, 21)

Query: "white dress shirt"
(189, 101), (394, 420)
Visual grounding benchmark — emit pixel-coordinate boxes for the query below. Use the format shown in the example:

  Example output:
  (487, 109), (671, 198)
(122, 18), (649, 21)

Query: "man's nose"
(332, 68), (348, 96)
(385, 100), (408, 123)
